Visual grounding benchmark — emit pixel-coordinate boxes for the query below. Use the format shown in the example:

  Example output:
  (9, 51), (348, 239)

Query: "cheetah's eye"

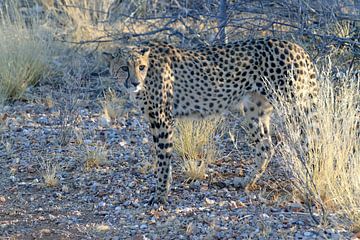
(121, 66), (129, 71)
(139, 65), (146, 71)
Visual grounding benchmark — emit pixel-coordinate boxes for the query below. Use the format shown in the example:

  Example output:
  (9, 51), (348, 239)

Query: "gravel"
(0, 84), (355, 239)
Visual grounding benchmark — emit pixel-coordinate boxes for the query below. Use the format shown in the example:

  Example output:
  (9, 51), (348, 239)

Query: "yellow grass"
(40, 0), (112, 43)
(174, 118), (222, 181)
(273, 71), (360, 229)
(41, 161), (59, 188)
(84, 145), (108, 171)
(101, 89), (127, 121)
(0, 4), (53, 104)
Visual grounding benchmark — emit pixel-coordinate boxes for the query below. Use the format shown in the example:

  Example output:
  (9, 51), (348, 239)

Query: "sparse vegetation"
(84, 145), (108, 171)
(0, 2), (53, 104)
(101, 89), (127, 121)
(273, 69), (360, 229)
(40, 0), (112, 43)
(41, 160), (59, 187)
(0, 0), (358, 238)
(174, 118), (222, 181)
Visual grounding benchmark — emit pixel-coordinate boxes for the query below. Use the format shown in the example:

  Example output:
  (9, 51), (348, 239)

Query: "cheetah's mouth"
(132, 85), (142, 93)
(124, 77), (142, 93)
(125, 84), (142, 94)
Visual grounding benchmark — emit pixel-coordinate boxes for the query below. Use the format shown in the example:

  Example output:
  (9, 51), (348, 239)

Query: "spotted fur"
(104, 38), (319, 204)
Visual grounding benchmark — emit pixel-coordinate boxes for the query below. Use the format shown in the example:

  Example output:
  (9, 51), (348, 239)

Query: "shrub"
(274, 70), (360, 229)
(174, 118), (222, 181)
(0, 2), (53, 104)
(39, 0), (112, 43)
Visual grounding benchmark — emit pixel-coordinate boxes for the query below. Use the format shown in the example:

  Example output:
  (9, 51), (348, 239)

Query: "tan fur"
(105, 38), (319, 204)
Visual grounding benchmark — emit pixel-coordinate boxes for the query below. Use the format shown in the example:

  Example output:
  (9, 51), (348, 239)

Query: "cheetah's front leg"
(148, 117), (174, 204)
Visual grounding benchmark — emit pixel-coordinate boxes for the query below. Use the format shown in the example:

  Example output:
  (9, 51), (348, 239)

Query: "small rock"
(39, 228), (51, 235)
(0, 196), (6, 203)
(37, 116), (49, 125)
(216, 232), (225, 239)
(9, 176), (16, 182)
(204, 197), (215, 205)
(130, 136), (137, 144)
(190, 181), (201, 190)
(115, 206), (121, 213)
(27, 165), (36, 173)
(79, 109), (89, 116)
(99, 115), (111, 127)
(289, 202), (304, 212)
(96, 190), (107, 197)
(53, 192), (62, 198)
(296, 220), (305, 226)
(232, 177), (244, 188)
(62, 185), (69, 193)
(96, 224), (110, 232)
(68, 216), (79, 223)
(98, 201), (106, 208)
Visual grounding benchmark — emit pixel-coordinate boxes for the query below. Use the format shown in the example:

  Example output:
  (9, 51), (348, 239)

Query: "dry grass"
(84, 145), (108, 171)
(273, 70), (360, 229)
(0, 2), (53, 104)
(41, 161), (59, 187)
(174, 118), (222, 181)
(94, 223), (111, 232)
(40, 0), (111, 43)
(101, 89), (127, 121)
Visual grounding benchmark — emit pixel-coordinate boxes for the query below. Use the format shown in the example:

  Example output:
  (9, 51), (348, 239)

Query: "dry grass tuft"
(94, 223), (111, 232)
(40, 0), (112, 43)
(0, 2), (53, 104)
(84, 145), (108, 171)
(101, 89), (127, 121)
(174, 118), (222, 181)
(273, 69), (360, 229)
(41, 161), (59, 188)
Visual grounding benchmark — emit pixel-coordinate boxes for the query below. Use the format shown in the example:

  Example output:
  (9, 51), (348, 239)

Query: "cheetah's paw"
(148, 194), (168, 205)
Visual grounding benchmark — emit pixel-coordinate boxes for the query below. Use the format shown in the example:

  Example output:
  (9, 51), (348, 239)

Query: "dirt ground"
(0, 79), (354, 239)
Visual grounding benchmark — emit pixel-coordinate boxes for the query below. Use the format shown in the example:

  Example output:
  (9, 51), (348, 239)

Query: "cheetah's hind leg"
(238, 93), (274, 191)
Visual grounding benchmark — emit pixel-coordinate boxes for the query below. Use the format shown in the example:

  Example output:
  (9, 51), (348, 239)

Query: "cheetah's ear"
(102, 52), (114, 62)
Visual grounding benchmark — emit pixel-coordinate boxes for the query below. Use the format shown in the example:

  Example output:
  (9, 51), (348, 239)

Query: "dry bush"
(0, 2), (53, 104)
(273, 69), (360, 229)
(40, 0), (112, 43)
(174, 118), (222, 181)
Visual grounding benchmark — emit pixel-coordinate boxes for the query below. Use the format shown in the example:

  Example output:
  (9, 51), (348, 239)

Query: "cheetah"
(103, 38), (319, 204)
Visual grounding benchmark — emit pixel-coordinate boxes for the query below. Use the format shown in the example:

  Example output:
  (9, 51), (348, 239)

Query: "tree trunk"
(218, 0), (228, 43)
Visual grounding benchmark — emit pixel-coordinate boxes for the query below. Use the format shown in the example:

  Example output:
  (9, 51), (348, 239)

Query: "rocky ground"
(0, 78), (355, 240)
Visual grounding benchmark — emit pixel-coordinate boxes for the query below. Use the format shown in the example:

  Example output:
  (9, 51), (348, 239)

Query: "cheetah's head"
(103, 47), (151, 93)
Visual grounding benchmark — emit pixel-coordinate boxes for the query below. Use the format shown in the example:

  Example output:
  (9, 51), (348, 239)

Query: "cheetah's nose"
(132, 81), (139, 87)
